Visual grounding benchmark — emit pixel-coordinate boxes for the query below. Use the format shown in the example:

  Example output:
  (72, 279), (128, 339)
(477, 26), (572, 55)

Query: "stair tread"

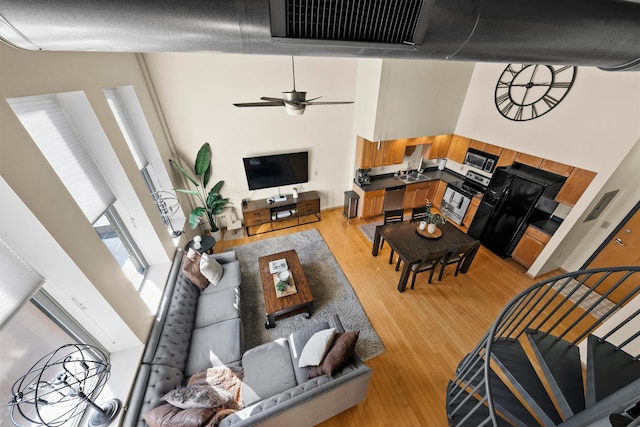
(587, 334), (640, 405)
(492, 340), (563, 425)
(446, 381), (512, 427)
(527, 330), (585, 417)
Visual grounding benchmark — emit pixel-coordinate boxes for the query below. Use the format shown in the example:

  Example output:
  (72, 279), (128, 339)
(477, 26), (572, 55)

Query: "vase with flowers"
(423, 199), (447, 234)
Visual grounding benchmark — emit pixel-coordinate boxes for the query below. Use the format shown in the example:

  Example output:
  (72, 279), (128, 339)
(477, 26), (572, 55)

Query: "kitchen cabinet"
(514, 152), (544, 168)
(422, 134), (452, 159)
(383, 139), (406, 165)
(362, 189), (385, 218)
(511, 225), (551, 268)
(431, 180), (449, 209)
(470, 139), (502, 156)
(555, 167), (597, 207)
(356, 136), (405, 168)
(402, 181), (434, 209)
(540, 159), (573, 177)
(462, 196), (481, 230)
(447, 135), (471, 163)
(496, 148), (518, 167)
(401, 137), (424, 147)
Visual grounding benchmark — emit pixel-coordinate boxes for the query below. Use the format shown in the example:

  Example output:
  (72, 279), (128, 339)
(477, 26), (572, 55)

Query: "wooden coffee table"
(258, 249), (314, 329)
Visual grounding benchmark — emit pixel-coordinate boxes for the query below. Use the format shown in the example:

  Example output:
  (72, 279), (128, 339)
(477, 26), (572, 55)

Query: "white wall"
(142, 53), (358, 212)
(456, 63), (640, 274)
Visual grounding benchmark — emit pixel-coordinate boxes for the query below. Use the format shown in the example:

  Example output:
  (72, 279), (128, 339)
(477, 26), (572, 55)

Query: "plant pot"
(211, 229), (223, 242)
(427, 223), (438, 234)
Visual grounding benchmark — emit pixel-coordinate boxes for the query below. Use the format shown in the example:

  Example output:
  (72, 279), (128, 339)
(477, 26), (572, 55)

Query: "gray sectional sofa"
(122, 248), (372, 426)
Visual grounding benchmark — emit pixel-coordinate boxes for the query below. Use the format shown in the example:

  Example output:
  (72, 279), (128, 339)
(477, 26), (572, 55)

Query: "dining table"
(372, 221), (479, 292)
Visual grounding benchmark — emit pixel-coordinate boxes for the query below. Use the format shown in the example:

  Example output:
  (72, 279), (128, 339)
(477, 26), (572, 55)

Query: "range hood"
(1, 0), (638, 71)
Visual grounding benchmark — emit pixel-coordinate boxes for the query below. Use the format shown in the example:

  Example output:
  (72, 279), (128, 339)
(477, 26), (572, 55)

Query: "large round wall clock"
(495, 64), (577, 121)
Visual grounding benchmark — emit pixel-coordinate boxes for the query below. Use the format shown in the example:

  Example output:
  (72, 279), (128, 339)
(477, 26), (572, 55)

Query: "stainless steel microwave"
(463, 148), (499, 173)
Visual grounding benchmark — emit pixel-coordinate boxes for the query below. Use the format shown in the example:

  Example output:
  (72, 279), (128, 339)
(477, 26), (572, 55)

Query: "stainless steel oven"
(441, 186), (471, 225)
(441, 171), (490, 225)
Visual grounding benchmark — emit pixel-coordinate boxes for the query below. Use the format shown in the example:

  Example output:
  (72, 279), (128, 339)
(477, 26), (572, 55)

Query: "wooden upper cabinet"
(402, 137), (424, 147)
(540, 159), (573, 177)
(356, 136), (374, 169)
(470, 139), (503, 156)
(384, 139), (406, 165)
(497, 148), (517, 167)
(447, 135), (471, 163)
(555, 167), (597, 207)
(514, 152), (544, 168)
(422, 134), (452, 159)
(355, 136), (405, 168)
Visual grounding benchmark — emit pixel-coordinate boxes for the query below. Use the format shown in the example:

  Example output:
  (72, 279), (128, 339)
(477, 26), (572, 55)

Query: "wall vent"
(270, 0), (426, 45)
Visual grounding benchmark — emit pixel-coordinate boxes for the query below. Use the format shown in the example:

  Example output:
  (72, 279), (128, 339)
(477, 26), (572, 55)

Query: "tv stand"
(242, 191), (321, 236)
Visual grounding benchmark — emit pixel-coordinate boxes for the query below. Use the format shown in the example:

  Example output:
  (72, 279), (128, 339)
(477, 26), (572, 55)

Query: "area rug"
(359, 221), (382, 243)
(223, 227), (245, 241)
(227, 228), (385, 361)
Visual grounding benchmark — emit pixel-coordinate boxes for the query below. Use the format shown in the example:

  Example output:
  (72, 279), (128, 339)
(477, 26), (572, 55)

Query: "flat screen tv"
(242, 151), (309, 191)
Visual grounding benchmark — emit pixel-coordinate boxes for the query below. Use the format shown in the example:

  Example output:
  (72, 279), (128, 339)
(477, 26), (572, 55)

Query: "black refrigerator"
(468, 165), (564, 257)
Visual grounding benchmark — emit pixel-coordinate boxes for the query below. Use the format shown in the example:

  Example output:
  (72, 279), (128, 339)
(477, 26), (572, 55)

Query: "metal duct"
(0, 0), (638, 70)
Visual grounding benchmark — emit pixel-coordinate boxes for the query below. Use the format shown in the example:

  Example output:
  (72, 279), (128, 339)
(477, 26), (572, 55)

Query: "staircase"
(447, 266), (640, 426)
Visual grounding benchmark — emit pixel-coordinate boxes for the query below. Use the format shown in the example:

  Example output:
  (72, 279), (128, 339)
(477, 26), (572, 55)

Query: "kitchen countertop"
(354, 167), (465, 192)
(528, 210), (563, 236)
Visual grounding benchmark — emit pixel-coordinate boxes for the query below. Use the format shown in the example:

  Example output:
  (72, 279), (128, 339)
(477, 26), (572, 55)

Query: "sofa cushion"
(185, 318), (243, 377)
(200, 253), (223, 286)
(202, 260), (241, 294)
(298, 328), (336, 368)
(162, 384), (232, 409)
(182, 249), (209, 291)
(287, 321), (331, 385)
(143, 403), (218, 427)
(194, 287), (241, 328)
(308, 331), (360, 379)
(241, 338), (297, 406)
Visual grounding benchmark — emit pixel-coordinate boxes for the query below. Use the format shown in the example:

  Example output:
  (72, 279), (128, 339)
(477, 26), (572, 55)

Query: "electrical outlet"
(601, 221), (611, 229)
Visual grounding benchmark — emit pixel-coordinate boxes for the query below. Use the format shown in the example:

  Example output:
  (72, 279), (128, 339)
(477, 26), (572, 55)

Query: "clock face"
(495, 64), (577, 121)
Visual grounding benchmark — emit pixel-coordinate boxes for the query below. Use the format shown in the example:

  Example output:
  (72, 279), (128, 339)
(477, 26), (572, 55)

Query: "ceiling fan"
(233, 57), (354, 116)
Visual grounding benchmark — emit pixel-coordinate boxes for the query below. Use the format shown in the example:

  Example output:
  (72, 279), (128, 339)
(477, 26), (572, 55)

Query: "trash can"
(343, 191), (359, 219)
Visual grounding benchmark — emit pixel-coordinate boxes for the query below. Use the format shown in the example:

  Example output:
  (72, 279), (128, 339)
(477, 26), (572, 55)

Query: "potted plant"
(424, 199), (447, 233)
(170, 142), (230, 238)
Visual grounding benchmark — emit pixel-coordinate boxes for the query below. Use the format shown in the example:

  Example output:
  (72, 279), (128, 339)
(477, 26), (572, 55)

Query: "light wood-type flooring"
(215, 207), (562, 427)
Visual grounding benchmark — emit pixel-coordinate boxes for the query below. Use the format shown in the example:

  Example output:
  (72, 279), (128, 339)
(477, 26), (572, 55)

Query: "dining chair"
(381, 209), (404, 264)
(410, 206), (428, 222)
(409, 249), (450, 289)
(437, 240), (480, 280)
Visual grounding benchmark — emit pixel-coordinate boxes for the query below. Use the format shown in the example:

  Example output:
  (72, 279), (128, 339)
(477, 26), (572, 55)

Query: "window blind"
(103, 88), (148, 170)
(7, 95), (116, 224)
(0, 239), (45, 330)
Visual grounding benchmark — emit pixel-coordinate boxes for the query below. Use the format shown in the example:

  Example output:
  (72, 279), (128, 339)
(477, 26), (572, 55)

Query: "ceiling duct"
(0, 0), (638, 71)
(269, 0), (427, 45)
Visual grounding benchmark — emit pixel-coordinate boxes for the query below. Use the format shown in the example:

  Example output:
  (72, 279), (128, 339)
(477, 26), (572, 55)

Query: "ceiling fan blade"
(233, 101), (285, 107)
(260, 97), (283, 102)
(305, 101), (354, 105)
(304, 96), (323, 103)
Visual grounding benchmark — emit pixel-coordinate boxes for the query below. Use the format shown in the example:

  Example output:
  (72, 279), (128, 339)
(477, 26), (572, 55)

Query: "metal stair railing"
(447, 266), (640, 427)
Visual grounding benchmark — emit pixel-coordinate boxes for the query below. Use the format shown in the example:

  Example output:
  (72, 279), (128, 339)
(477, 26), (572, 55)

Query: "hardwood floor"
(215, 208), (561, 426)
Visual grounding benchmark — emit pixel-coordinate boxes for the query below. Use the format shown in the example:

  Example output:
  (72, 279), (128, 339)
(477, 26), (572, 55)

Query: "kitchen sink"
(397, 172), (429, 183)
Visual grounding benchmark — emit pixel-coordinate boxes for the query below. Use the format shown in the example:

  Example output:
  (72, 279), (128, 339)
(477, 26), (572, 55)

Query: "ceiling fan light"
(285, 108), (305, 116)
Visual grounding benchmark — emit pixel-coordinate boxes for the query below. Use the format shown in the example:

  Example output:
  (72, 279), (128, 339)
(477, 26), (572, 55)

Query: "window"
(7, 93), (148, 289)
(103, 86), (183, 237)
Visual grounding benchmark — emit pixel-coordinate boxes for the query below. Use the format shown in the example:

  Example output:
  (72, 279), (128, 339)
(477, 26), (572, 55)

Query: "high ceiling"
(1, 0), (639, 70)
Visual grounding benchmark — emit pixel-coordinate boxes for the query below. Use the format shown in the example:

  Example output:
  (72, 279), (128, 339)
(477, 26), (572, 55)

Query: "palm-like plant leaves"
(170, 143), (230, 232)
(195, 143), (212, 188)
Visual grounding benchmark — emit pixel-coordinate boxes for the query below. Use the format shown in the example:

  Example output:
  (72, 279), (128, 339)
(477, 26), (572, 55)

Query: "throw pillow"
(143, 403), (218, 427)
(298, 328), (336, 368)
(308, 330), (359, 378)
(162, 384), (232, 409)
(200, 253), (224, 286)
(182, 249), (209, 290)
